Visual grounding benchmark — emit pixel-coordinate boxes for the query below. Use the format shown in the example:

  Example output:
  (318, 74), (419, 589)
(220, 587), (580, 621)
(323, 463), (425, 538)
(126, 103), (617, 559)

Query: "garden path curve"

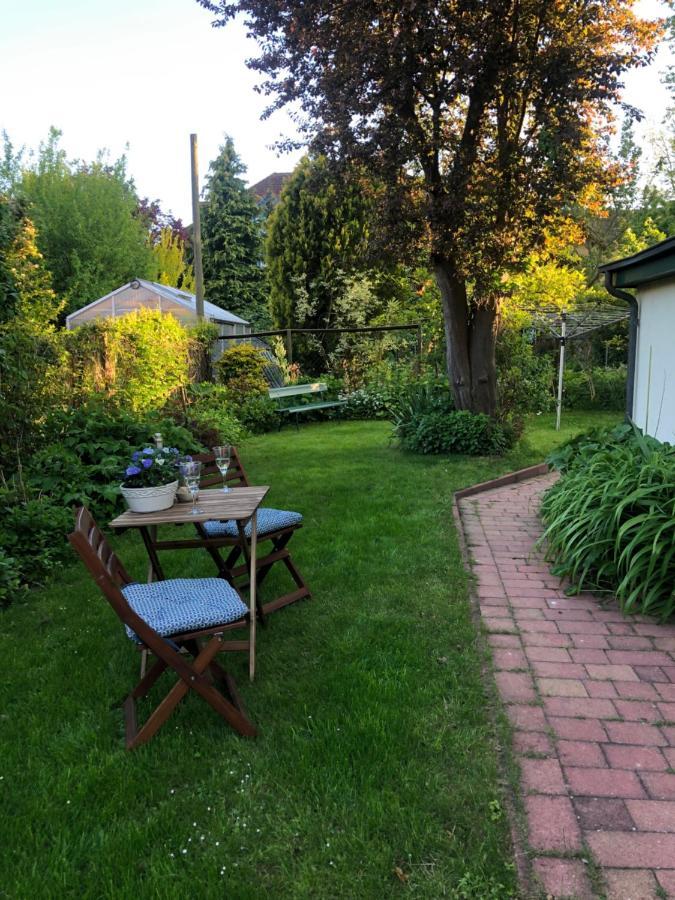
(457, 473), (675, 900)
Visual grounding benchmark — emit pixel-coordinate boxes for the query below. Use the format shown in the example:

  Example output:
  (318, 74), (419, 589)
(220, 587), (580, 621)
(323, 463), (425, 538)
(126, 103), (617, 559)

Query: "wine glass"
(212, 445), (231, 493)
(179, 460), (202, 515)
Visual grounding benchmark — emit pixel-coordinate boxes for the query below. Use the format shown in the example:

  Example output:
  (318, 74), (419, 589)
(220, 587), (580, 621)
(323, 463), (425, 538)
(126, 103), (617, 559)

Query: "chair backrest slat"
(193, 447), (250, 490)
(69, 507), (172, 655)
(70, 507), (133, 590)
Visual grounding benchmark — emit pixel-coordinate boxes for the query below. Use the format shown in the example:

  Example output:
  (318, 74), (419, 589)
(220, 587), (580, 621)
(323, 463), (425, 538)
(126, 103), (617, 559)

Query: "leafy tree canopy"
(136, 197), (190, 245)
(201, 136), (268, 328)
(200, 0), (662, 414)
(17, 128), (154, 316)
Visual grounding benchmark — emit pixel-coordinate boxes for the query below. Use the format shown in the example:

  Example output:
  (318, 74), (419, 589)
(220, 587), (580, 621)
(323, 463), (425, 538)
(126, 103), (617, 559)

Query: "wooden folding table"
(110, 486), (269, 680)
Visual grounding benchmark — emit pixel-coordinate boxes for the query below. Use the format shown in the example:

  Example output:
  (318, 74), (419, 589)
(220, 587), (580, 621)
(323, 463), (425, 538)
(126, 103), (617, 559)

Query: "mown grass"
(0, 411), (618, 898)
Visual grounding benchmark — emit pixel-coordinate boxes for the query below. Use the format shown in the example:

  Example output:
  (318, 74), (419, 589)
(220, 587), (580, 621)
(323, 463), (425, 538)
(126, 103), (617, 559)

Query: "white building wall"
(634, 279), (675, 442)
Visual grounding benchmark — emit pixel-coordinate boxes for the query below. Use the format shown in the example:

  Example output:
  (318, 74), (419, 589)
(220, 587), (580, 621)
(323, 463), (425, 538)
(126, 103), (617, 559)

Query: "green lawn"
(1, 411), (619, 898)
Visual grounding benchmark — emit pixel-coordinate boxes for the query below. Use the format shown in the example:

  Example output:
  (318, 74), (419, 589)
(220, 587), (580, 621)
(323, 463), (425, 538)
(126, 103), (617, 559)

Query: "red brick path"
(458, 474), (675, 900)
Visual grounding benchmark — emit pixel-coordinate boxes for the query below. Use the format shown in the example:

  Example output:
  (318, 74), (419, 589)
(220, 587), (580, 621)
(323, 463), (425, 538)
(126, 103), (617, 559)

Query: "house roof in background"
(65, 279), (249, 326)
(249, 172), (292, 201)
(599, 236), (675, 289)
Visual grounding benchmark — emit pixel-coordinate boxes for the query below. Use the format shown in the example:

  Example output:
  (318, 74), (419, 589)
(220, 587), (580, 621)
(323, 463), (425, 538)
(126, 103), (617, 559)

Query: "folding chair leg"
(257, 534), (312, 615)
(132, 656), (167, 699)
(125, 637), (256, 749)
(208, 659), (250, 720)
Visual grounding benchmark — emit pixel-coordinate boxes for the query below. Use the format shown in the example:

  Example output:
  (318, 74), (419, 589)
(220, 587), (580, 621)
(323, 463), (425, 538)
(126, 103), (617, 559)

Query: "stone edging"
(452, 464), (550, 899)
(454, 462), (549, 502)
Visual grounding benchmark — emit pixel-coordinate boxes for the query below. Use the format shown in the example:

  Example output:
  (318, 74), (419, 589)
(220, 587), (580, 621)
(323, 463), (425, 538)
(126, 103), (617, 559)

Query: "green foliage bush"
(180, 384), (246, 446)
(0, 487), (72, 592)
(0, 320), (68, 470)
(562, 366), (626, 411)
(395, 409), (514, 455)
(0, 549), (23, 608)
(390, 378), (455, 420)
(27, 401), (198, 520)
(233, 394), (280, 434)
(339, 375), (456, 424)
(64, 309), (191, 413)
(542, 423), (675, 620)
(215, 342), (268, 395)
(342, 386), (392, 419)
(496, 328), (553, 416)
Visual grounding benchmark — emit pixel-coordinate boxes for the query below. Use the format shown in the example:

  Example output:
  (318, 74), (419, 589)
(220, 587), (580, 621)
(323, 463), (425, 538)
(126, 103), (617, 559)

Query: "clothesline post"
(555, 311), (567, 432)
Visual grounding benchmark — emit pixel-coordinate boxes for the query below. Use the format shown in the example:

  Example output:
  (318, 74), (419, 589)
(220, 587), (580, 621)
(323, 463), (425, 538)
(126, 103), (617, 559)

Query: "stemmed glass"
(212, 445), (231, 493)
(179, 460), (202, 515)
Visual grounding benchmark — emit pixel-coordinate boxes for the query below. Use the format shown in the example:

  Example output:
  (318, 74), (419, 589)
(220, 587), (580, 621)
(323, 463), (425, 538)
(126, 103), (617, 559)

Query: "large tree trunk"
(434, 258), (499, 416)
(468, 293), (499, 415)
(434, 260), (472, 409)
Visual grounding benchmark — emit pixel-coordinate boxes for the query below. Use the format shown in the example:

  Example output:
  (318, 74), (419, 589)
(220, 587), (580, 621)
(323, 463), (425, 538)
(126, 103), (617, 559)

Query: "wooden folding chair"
(191, 448), (311, 620)
(68, 507), (256, 749)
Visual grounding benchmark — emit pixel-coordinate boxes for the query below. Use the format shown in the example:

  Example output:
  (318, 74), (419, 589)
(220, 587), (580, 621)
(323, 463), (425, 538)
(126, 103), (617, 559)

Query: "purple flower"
(132, 451), (141, 461)
(142, 447), (154, 456)
(126, 465), (141, 477)
(142, 457), (153, 469)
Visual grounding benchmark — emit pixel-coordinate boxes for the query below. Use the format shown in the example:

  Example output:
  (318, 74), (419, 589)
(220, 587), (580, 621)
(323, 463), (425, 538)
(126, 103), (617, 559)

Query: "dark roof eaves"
(598, 236), (675, 274)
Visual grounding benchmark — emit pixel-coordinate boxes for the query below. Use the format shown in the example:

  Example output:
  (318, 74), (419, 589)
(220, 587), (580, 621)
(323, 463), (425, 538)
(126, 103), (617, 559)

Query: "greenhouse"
(65, 278), (250, 337)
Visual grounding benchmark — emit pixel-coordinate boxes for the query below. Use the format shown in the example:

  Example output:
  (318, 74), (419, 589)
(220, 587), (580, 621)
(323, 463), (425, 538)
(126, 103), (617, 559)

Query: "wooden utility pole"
(190, 133), (205, 320)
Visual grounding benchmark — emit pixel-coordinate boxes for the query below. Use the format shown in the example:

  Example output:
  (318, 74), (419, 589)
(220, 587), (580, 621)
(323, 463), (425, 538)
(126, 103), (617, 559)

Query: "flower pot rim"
(120, 479), (179, 493)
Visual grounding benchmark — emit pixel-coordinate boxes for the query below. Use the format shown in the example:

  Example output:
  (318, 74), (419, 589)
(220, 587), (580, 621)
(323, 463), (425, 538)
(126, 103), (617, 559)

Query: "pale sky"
(0, 0), (672, 223)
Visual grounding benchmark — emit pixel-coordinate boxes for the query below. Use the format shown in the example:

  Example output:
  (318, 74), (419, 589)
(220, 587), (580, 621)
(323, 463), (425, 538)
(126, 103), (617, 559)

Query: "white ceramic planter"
(120, 480), (179, 513)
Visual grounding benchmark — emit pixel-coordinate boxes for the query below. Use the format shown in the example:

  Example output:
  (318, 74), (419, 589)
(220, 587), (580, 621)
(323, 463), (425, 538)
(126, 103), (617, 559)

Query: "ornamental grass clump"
(541, 424), (675, 621)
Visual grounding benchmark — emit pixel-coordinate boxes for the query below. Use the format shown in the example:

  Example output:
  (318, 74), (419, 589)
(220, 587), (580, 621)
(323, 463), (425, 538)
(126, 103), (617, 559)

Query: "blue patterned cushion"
(121, 578), (248, 644)
(202, 507), (303, 539)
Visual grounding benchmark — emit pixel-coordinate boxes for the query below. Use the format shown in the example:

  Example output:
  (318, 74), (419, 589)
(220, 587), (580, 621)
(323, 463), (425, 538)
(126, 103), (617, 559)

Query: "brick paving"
(457, 474), (675, 899)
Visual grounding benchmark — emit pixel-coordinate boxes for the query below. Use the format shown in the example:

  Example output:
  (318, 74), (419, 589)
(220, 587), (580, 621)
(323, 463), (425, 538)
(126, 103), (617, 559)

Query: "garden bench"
(268, 382), (346, 429)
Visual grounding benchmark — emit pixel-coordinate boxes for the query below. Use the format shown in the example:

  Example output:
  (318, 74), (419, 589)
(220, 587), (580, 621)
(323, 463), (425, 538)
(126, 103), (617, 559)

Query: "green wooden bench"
(268, 382), (346, 429)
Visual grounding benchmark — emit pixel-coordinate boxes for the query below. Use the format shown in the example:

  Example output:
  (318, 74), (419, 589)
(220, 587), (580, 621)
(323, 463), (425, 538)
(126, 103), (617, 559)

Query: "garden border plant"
(541, 422), (675, 621)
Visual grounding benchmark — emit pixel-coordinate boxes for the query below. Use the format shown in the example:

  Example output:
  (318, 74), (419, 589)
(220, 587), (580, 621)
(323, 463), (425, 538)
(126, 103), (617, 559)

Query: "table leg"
(249, 511), (257, 682)
(141, 525), (165, 582)
(142, 524), (160, 680)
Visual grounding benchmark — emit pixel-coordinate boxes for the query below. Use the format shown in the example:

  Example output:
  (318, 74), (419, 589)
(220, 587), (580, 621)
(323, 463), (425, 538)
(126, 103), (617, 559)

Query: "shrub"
(389, 377), (455, 420)
(541, 424), (675, 620)
(496, 328), (553, 416)
(215, 343), (269, 396)
(64, 309), (192, 413)
(187, 321), (220, 382)
(0, 549), (23, 608)
(395, 409), (514, 455)
(0, 320), (68, 471)
(562, 366), (626, 411)
(180, 384), (246, 446)
(342, 386), (392, 420)
(25, 401), (198, 520)
(0, 487), (72, 591)
(234, 394), (280, 434)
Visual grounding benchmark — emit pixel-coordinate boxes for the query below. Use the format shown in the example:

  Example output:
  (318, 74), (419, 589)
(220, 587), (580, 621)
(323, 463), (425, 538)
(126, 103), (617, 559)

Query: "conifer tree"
(201, 137), (268, 326)
(265, 156), (369, 329)
(151, 227), (195, 292)
(5, 218), (64, 325)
